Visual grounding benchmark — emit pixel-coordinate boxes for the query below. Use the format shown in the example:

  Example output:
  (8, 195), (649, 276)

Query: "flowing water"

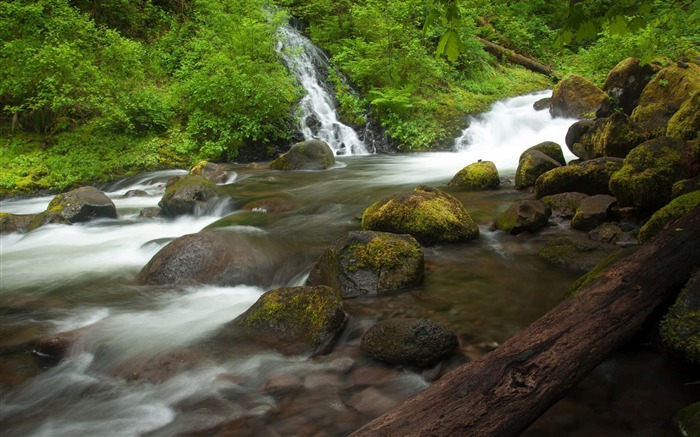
(1, 93), (697, 436)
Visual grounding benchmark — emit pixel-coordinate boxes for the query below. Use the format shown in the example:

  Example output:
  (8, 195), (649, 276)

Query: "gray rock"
(571, 195), (617, 231)
(495, 199), (551, 234)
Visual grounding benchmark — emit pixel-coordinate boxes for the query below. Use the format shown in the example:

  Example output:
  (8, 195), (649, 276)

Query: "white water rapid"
(276, 26), (369, 155)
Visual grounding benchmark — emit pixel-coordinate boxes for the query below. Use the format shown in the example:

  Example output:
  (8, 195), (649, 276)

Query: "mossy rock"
(361, 185), (479, 245)
(602, 57), (660, 115)
(46, 186), (117, 223)
(637, 191), (700, 243)
(447, 160), (500, 190)
(673, 402), (700, 437)
(307, 231), (424, 298)
(673, 177), (700, 198)
(360, 318), (458, 367)
(158, 175), (219, 216)
(189, 160), (231, 183)
(565, 119), (595, 158)
(269, 140), (335, 171)
(533, 97), (551, 111)
(0, 213), (33, 234)
(550, 75), (608, 119)
(576, 112), (648, 160)
(541, 192), (590, 219)
(26, 211), (72, 231)
(495, 199), (551, 234)
(515, 150), (562, 190)
(233, 285), (347, 356)
(534, 157), (624, 199)
(539, 236), (621, 272)
(667, 93), (700, 141)
(659, 270), (700, 366)
(609, 136), (695, 211)
(630, 102), (678, 138)
(570, 194), (617, 231)
(524, 141), (567, 165)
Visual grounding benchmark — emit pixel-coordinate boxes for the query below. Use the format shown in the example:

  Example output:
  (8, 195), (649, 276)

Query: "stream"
(1, 92), (697, 436)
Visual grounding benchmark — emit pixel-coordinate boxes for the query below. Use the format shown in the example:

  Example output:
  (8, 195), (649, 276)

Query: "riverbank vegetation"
(1, 0), (698, 198)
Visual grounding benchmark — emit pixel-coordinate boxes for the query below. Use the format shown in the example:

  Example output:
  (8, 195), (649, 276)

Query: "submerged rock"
(361, 185), (479, 245)
(46, 186), (117, 223)
(495, 199), (551, 234)
(360, 318), (458, 367)
(447, 161), (500, 190)
(270, 140), (335, 171)
(158, 175), (219, 216)
(550, 75), (608, 118)
(307, 231), (424, 298)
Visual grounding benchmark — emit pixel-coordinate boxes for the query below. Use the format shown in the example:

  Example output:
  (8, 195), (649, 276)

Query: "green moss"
(638, 191), (700, 243)
(350, 234), (422, 270)
(447, 161), (500, 190)
(660, 273), (700, 366)
(567, 248), (635, 297)
(630, 103), (674, 138)
(189, 160), (208, 175)
(667, 93), (700, 140)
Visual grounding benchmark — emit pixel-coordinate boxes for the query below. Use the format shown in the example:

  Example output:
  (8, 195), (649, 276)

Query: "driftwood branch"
(351, 205), (700, 436)
(477, 37), (556, 77)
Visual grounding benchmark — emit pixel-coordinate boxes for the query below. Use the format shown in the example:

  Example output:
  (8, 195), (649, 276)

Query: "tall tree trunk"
(351, 206), (700, 436)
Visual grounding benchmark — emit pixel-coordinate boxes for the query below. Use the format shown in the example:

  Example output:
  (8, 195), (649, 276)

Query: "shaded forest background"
(1, 0), (698, 196)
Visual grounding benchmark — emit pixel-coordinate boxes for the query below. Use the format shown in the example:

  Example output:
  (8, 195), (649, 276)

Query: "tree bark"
(351, 205), (700, 437)
(477, 37), (556, 77)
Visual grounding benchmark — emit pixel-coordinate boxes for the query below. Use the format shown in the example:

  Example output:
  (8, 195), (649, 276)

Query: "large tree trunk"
(351, 205), (700, 436)
(477, 37), (556, 77)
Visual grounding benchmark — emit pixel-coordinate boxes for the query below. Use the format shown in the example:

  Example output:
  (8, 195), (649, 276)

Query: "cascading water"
(1, 92), (695, 437)
(276, 26), (369, 155)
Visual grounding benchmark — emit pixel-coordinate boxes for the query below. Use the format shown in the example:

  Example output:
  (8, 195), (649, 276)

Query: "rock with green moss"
(361, 185), (479, 245)
(307, 231), (424, 298)
(609, 137), (695, 211)
(571, 194), (617, 231)
(495, 199), (551, 234)
(637, 191), (700, 243)
(631, 63), (700, 137)
(542, 192), (590, 219)
(0, 212), (34, 233)
(158, 175), (219, 216)
(360, 318), (458, 367)
(539, 236), (621, 272)
(525, 141), (567, 165)
(515, 150), (562, 189)
(534, 158), (624, 199)
(602, 57), (660, 115)
(189, 160), (232, 183)
(269, 140), (335, 171)
(660, 271), (700, 366)
(565, 119), (595, 156)
(574, 113), (648, 160)
(233, 285), (347, 355)
(46, 186), (117, 223)
(673, 402), (700, 437)
(447, 161), (500, 190)
(667, 93), (700, 141)
(673, 177), (700, 198)
(550, 75), (608, 119)
(25, 211), (72, 231)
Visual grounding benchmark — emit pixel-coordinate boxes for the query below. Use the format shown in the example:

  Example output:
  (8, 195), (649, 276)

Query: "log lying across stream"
(351, 205), (700, 436)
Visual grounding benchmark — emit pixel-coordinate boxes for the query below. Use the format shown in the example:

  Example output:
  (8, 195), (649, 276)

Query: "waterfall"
(276, 26), (369, 155)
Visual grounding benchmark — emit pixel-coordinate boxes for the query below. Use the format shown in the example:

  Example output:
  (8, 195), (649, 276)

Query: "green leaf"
(436, 29), (461, 62)
(608, 15), (628, 35)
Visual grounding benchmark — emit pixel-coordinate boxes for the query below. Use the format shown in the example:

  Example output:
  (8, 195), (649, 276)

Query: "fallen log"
(351, 205), (700, 436)
(477, 36), (556, 77)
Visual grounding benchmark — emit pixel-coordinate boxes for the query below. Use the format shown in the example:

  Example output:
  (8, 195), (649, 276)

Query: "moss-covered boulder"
(307, 231), (423, 298)
(667, 93), (700, 141)
(361, 185), (479, 245)
(631, 63), (700, 137)
(0, 213), (33, 234)
(26, 211), (72, 231)
(673, 402), (700, 437)
(534, 158), (624, 198)
(269, 140), (335, 171)
(541, 192), (590, 219)
(46, 186), (117, 223)
(232, 285), (347, 355)
(360, 318), (458, 367)
(189, 160), (232, 183)
(495, 199), (551, 234)
(673, 177), (700, 198)
(609, 136), (696, 211)
(571, 194), (617, 231)
(550, 75), (608, 119)
(158, 175), (219, 216)
(574, 113), (648, 160)
(660, 270), (700, 366)
(447, 160), (500, 190)
(565, 119), (595, 157)
(637, 191), (700, 243)
(539, 236), (621, 272)
(602, 57), (660, 115)
(515, 150), (562, 190)
(525, 141), (567, 165)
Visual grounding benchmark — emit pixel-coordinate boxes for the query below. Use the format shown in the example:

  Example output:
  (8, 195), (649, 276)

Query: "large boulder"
(307, 231), (424, 298)
(360, 318), (458, 367)
(495, 199), (551, 234)
(570, 194), (617, 231)
(667, 93), (700, 141)
(137, 231), (288, 287)
(534, 157), (624, 198)
(158, 175), (219, 216)
(550, 75), (608, 118)
(269, 140), (335, 171)
(609, 136), (697, 211)
(631, 63), (700, 137)
(46, 186), (117, 223)
(541, 192), (590, 219)
(515, 150), (562, 190)
(572, 112), (648, 160)
(602, 57), (660, 115)
(0, 213), (33, 233)
(231, 285), (347, 355)
(524, 141), (567, 165)
(361, 185), (479, 245)
(538, 236), (621, 272)
(660, 270), (700, 366)
(447, 161), (500, 190)
(637, 191), (700, 243)
(565, 119), (595, 156)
